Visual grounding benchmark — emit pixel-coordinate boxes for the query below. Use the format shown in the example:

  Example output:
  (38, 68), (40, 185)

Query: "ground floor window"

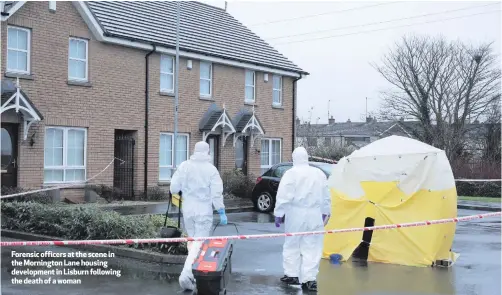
(260, 138), (281, 174)
(44, 126), (87, 183)
(159, 133), (189, 181)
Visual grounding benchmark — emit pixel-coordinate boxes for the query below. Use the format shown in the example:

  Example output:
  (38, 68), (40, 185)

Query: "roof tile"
(86, 1), (306, 74)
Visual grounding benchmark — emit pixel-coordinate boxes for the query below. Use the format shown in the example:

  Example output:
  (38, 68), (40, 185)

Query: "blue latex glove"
(217, 209), (227, 225)
(275, 216), (284, 228)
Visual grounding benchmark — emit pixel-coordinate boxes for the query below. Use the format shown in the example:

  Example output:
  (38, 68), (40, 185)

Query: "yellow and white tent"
(323, 135), (458, 267)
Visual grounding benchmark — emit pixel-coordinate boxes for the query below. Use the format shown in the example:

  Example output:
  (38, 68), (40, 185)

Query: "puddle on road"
(226, 260), (459, 295)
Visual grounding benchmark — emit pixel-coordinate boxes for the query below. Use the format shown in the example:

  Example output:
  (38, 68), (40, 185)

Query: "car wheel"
(255, 192), (274, 213)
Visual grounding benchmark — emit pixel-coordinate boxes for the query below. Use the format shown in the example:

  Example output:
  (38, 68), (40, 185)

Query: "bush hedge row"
(456, 181), (501, 198)
(1, 201), (187, 254)
(222, 169), (256, 198)
(1, 187), (53, 204)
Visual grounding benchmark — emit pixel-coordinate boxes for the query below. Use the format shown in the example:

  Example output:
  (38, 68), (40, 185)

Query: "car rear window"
(273, 165), (293, 178)
(315, 164), (335, 175)
(262, 169), (273, 177)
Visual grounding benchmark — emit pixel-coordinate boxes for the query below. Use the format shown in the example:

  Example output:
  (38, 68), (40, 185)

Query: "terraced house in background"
(0, 1), (307, 200)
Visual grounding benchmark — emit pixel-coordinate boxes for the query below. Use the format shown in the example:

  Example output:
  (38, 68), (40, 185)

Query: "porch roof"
(199, 103), (236, 132)
(1, 79), (44, 140)
(199, 103), (236, 144)
(233, 108), (265, 135)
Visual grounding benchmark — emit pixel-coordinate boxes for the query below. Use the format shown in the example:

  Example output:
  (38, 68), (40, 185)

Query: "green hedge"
(1, 187), (53, 204)
(222, 169), (256, 198)
(456, 181), (501, 198)
(1, 201), (187, 254)
(85, 184), (170, 202)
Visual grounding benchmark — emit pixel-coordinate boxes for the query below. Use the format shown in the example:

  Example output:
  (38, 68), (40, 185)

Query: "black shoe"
(280, 275), (300, 285)
(302, 281), (318, 291)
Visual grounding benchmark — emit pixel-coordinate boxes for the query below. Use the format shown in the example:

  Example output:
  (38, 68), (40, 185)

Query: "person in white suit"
(274, 147), (331, 292)
(170, 141), (227, 291)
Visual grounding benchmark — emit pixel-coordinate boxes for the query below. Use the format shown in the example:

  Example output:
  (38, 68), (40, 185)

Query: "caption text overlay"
(10, 250), (121, 285)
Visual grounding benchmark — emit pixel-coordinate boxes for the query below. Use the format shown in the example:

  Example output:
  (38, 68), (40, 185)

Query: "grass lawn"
(458, 196), (501, 203)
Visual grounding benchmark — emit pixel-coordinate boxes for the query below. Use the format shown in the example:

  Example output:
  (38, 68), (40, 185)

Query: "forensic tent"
(323, 135), (458, 267)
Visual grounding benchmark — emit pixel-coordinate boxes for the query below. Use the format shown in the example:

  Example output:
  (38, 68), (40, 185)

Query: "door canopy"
(232, 106), (265, 147)
(199, 103), (236, 146)
(1, 79), (43, 140)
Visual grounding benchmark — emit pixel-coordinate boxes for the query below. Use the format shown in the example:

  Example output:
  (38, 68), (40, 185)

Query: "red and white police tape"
(1, 212), (500, 247)
(0, 158), (123, 200)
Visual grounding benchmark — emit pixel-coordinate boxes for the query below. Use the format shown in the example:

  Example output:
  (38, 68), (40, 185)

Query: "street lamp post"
(173, 2), (180, 175)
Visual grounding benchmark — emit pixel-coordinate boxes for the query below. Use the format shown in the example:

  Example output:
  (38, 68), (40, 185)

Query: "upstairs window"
(7, 26), (31, 74)
(68, 38), (88, 81)
(245, 70), (255, 103)
(273, 75), (282, 106)
(200, 61), (212, 97)
(160, 55), (175, 93)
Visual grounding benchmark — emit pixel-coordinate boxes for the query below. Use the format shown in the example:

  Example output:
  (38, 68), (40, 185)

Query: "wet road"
(1, 209), (500, 295)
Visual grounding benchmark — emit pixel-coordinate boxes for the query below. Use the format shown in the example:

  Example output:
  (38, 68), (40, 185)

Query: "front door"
(1, 123), (18, 188)
(207, 136), (219, 169)
(235, 137), (248, 175)
(113, 133), (135, 200)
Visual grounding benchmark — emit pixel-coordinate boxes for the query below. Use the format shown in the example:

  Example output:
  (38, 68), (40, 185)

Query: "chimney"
(328, 116), (335, 125)
(296, 117), (301, 125)
(224, 1), (227, 11)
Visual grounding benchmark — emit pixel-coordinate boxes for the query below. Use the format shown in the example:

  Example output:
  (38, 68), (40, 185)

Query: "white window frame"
(159, 132), (190, 181)
(199, 61), (213, 98)
(6, 26), (31, 74)
(160, 55), (175, 93)
(245, 70), (256, 103)
(272, 75), (283, 106)
(68, 37), (89, 82)
(44, 126), (87, 184)
(260, 138), (282, 172)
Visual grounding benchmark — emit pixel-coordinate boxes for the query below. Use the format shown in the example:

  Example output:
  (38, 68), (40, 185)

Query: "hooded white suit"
(274, 147), (331, 283)
(170, 141), (225, 291)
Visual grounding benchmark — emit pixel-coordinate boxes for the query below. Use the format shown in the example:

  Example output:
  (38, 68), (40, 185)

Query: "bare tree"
(482, 99), (501, 162)
(374, 35), (501, 160)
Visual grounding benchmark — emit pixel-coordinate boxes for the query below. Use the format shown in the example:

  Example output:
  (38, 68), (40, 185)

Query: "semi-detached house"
(0, 1), (307, 200)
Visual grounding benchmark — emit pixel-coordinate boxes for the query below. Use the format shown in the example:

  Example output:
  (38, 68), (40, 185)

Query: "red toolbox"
(192, 239), (233, 295)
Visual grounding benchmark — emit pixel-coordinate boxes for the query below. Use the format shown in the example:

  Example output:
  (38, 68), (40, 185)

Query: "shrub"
(1, 201), (187, 255)
(221, 169), (256, 198)
(1, 187), (53, 204)
(306, 145), (355, 161)
(85, 184), (123, 203)
(140, 186), (169, 202)
(456, 181), (501, 198)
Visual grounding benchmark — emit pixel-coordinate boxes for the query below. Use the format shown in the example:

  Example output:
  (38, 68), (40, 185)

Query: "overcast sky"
(201, 1), (501, 124)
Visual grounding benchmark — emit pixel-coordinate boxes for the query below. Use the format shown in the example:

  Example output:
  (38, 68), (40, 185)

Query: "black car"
(251, 161), (335, 213)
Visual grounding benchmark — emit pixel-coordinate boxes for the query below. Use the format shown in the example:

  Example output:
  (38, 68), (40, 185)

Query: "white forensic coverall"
(274, 147), (331, 284)
(170, 141), (225, 291)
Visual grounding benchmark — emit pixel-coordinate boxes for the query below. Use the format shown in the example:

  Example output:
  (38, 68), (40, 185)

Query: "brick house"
(296, 117), (413, 149)
(0, 1), (307, 200)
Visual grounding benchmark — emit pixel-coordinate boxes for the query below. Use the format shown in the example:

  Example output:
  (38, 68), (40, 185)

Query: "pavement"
(1, 209), (500, 295)
(99, 198), (254, 216)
